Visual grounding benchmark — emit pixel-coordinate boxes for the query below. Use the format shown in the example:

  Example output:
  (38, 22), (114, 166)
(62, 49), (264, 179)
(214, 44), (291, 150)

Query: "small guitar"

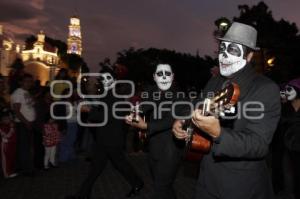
(184, 82), (240, 161)
(131, 102), (147, 143)
(131, 102), (142, 123)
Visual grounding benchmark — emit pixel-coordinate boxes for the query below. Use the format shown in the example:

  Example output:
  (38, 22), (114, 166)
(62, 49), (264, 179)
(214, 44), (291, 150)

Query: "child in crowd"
(43, 114), (60, 169)
(0, 108), (17, 178)
(58, 88), (79, 162)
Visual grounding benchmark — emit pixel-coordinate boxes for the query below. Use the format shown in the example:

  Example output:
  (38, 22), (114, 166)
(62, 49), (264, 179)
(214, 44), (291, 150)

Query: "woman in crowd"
(0, 108), (17, 178)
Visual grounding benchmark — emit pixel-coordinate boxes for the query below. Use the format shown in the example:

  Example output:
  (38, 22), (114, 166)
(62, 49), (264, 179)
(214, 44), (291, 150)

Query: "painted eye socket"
(286, 86), (294, 92)
(165, 71), (172, 76)
(99, 76), (104, 81)
(219, 43), (226, 53)
(227, 43), (241, 57)
(107, 76), (112, 80)
(156, 71), (163, 77)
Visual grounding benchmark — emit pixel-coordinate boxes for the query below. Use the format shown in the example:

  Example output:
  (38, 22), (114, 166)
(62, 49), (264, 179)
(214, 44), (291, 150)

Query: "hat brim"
(217, 37), (260, 51)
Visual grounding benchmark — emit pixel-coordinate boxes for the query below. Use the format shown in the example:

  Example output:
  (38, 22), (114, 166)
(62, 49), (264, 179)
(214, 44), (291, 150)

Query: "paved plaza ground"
(0, 153), (199, 199)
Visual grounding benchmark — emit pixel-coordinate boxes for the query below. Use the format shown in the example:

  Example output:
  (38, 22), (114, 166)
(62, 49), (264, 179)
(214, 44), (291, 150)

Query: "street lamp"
(215, 17), (231, 33)
(266, 57), (275, 69)
(219, 22), (229, 31)
(212, 17), (231, 55)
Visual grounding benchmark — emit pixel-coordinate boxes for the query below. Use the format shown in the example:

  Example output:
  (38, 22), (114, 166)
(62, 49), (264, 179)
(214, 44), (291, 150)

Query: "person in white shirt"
(11, 73), (36, 176)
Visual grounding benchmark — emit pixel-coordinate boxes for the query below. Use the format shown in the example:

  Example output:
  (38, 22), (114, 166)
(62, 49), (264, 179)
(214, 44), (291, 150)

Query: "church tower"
(67, 16), (82, 55)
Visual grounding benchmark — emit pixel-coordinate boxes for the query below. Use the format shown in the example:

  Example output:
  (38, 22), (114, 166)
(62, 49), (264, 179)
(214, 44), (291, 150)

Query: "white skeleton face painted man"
(153, 64), (174, 91)
(285, 85), (297, 101)
(218, 41), (247, 77)
(100, 72), (115, 91)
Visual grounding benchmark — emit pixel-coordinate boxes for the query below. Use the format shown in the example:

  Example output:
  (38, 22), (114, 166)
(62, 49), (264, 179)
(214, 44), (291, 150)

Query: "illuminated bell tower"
(67, 16), (82, 56)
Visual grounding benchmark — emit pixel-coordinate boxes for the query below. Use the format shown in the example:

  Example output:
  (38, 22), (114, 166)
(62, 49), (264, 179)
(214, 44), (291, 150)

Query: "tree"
(230, 1), (300, 83)
(110, 47), (216, 91)
(24, 35), (90, 73)
(10, 58), (25, 70)
(46, 37), (68, 58)
(8, 58), (25, 93)
(25, 35), (36, 50)
(99, 58), (112, 71)
(25, 35), (67, 57)
(61, 53), (84, 71)
(81, 62), (90, 73)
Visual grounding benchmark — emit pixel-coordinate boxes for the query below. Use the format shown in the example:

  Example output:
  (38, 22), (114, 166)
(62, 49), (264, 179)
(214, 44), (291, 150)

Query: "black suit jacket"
(88, 90), (128, 147)
(195, 65), (281, 198)
(140, 86), (184, 159)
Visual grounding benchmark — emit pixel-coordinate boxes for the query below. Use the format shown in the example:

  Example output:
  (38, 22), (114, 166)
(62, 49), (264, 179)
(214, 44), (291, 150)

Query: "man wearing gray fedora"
(173, 22), (281, 199)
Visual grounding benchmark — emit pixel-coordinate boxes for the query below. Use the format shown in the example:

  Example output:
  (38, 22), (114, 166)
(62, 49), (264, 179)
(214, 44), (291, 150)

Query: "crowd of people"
(0, 68), (97, 178)
(0, 22), (299, 199)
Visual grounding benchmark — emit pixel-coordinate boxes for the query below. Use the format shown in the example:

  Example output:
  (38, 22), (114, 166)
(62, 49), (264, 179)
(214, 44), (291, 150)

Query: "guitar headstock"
(131, 102), (143, 123)
(204, 83), (240, 117)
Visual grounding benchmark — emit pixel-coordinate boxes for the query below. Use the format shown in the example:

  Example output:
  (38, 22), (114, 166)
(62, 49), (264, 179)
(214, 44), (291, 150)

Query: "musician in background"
(126, 63), (184, 199)
(173, 22), (281, 199)
(66, 67), (143, 199)
(275, 79), (300, 198)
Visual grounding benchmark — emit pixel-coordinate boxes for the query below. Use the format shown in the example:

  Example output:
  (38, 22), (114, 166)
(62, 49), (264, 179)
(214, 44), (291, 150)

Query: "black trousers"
(283, 151), (300, 198)
(77, 144), (143, 197)
(195, 164), (274, 199)
(291, 151), (300, 198)
(15, 122), (34, 173)
(33, 128), (44, 169)
(148, 144), (182, 199)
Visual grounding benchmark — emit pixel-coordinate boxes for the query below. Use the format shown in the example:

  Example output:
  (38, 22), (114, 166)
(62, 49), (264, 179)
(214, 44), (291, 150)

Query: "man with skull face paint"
(153, 64), (174, 91)
(272, 79), (300, 198)
(173, 22), (281, 199)
(66, 67), (143, 199)
(126, 63), (184, 199)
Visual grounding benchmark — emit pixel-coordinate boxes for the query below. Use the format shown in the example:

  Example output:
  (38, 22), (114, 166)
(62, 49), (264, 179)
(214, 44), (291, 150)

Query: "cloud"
(29, 0), (45, 10)
(1, 0), (300, 72)
(1, 16), (49, 42)
(77, 0), (218, 68)
(0, 0), (48, 43)
(0, 0), (44, 21)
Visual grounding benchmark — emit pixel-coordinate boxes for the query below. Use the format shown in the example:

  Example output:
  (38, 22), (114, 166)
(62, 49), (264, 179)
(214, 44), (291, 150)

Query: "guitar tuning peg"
(230, 106), (236, 113)
(219, 111), (225, 117)
(224, 106), (235, 114)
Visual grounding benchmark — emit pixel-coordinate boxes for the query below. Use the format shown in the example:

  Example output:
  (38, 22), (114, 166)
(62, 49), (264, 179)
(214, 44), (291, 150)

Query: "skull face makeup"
(280, 90), (287, 101)
(285, 85), (297, 101)
(218, 41), (247, 77)
(100, 72), (115, 91)
(153, 64), (174, 91)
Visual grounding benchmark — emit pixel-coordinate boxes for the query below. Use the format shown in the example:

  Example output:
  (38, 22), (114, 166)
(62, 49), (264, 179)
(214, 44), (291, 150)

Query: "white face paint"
(218, 41), (247, 77)
(153, 64), (174, 91)
(100, 72), (115, 91)
(285, 85), (297, 101)
(280, 90), (287, 101)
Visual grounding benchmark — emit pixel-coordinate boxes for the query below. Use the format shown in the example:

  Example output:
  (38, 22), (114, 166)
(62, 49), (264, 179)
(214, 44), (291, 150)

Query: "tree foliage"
(10, 58), (25, 70)
(233, 1), (300, 82)
(24, 35), (89, 73)
(112, 48), (216, 91)
(61, 53), (84, 71)
(25, 35), (67, 57)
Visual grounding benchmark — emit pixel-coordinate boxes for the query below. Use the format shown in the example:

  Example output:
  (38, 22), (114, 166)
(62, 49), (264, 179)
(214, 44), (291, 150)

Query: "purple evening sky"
(0, 0), (299, 71)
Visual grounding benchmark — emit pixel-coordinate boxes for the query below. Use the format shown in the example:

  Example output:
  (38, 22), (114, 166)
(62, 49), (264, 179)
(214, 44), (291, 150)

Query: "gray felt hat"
(218, 22), (260, 50)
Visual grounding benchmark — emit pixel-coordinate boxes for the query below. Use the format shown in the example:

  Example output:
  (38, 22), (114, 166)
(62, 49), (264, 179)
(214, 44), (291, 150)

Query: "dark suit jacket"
(140, 86), (184, 159)
(195, 64), (281, 198)
(88, 90), (128, 147)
